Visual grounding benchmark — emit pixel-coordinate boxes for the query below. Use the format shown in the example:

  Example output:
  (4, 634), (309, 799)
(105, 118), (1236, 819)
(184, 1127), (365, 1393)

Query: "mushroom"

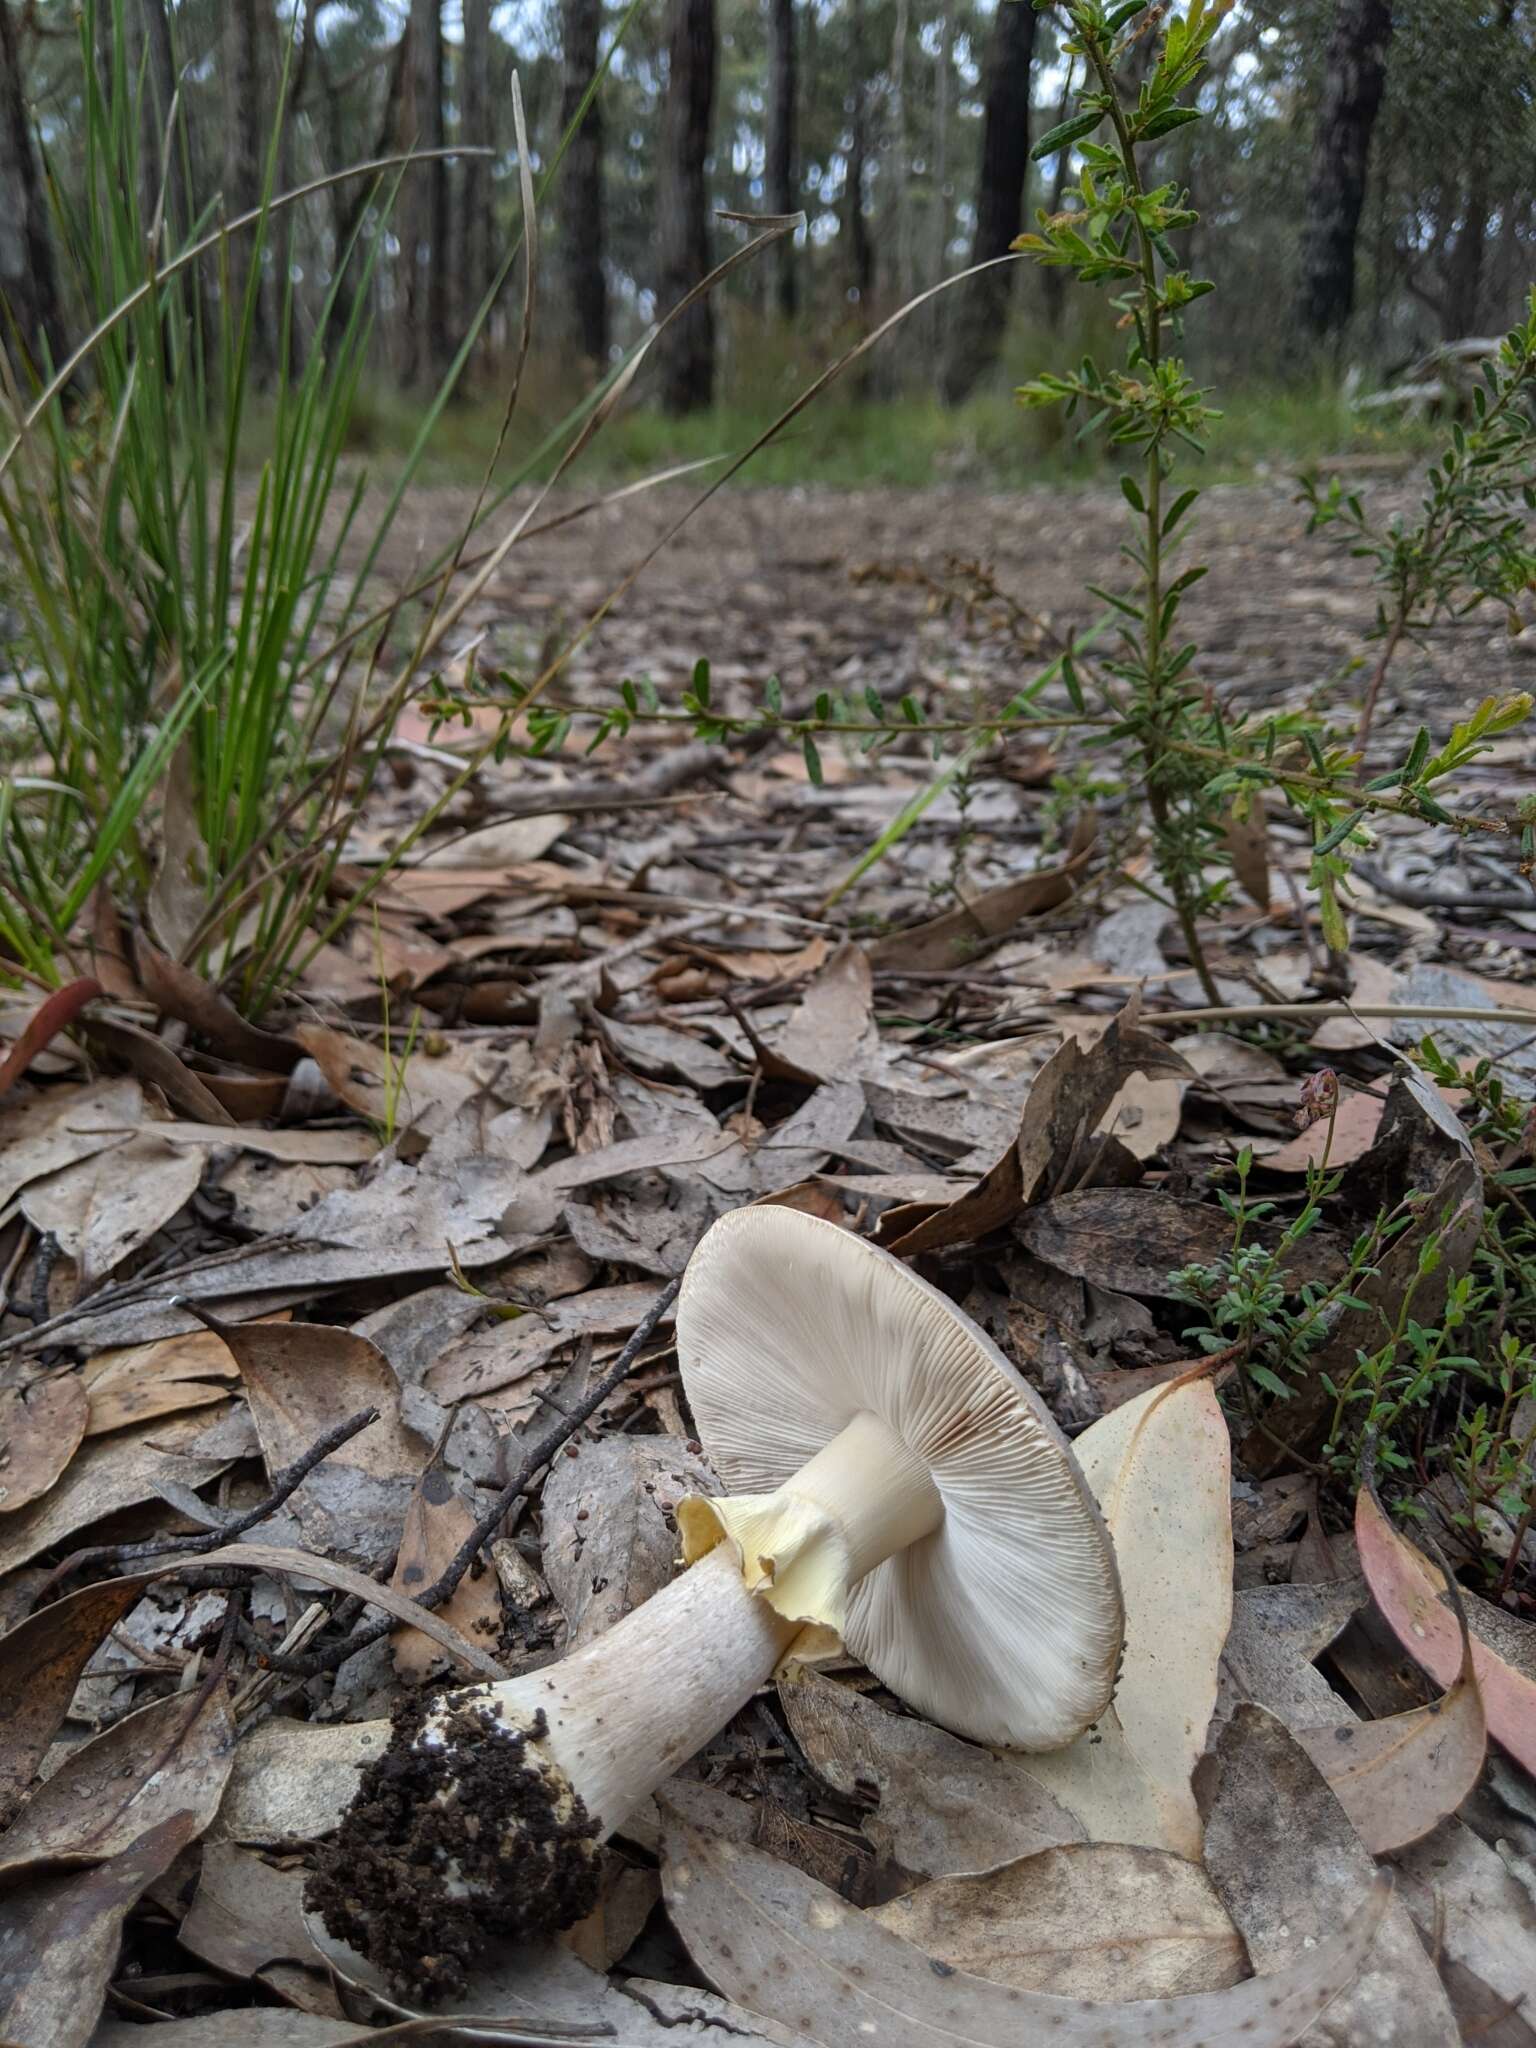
(307, 1206), (1124, 2002)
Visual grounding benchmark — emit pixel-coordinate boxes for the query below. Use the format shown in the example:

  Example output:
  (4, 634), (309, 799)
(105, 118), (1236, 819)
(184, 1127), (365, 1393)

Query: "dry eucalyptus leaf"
(426, 1280), (670, 1405)
(0, 1075), (140, 1213)
(304, 1903), (816, 2044)
(1017, 1188), (1338, 1300)
(1201, 1705), (1460, 2047)
(0, 1677), (234, 1876)
(81, 1327), (246, 1436)
(1018, 1375), (1231, 1859)
(884, 996), (1192, 1255)
(158, 1122), (378, 1163)
(388, 1464), (503, 1681)
(178, 1838), (324, 1982)
(208, 1317), (428, 1564)
(661, 1807), (1389, 2048)
(1357, 1481), (1536, 1775)
(1394, 1818), (1536, 2044)
(1259, 1090), (1385, 1172)
(767, 941), (881, 1083)
(0, 1431), (232, 1580)
(0, 1373), (89, 1514)
(778, 1666), (1083, 1878)
(93, 2016), (366, 2047)
(1293, 1601), (1485, 1855)
(867, 845), (1093, 974)
(541, 1436), (717, 1650)
(214, 1715), (391, 1845)
(0, 1572), (159, 1823)
(1214, 1578), (1366, 1737)
(872, 1842), (1247, 1999)
(24, 1128), (203, 1289)
(0, 1813), (203, 2048)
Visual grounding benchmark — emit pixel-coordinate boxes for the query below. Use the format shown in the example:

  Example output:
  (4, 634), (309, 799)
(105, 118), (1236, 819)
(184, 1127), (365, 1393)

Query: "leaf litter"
(0, 619), (1533, 2044)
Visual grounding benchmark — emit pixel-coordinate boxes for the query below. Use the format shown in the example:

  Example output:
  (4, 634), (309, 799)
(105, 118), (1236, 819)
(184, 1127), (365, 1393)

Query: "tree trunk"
(656, 0), (717, 416)
(888, 0), (913, 306)
(321, 30), (411, 355)
(122, 0), (187, 249)
(0, 0), (66, 381)
(942, 0), (1037, 403)
(559, 0), (608, 365)
(460, 0), (494, 348)
(223, 0), (273, 376)
(400, 0), (451, 386)
(1039, 69), (1074, 331)
(1440, 0), (1514, 338)
(767, 0), (797, 319)
(928, 0), (954, 350)
(1294, 0), (1394, 340)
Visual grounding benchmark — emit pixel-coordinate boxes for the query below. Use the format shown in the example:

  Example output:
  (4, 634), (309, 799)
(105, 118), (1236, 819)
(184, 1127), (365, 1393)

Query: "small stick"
(1141, 1001), (1536, 1030)
(50, 1404), (381, 1581)
(248, 1276), (683, 1680)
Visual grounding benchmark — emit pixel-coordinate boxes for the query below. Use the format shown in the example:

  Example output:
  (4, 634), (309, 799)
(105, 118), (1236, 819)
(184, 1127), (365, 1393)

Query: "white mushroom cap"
(675, 1206), (1124, 1751)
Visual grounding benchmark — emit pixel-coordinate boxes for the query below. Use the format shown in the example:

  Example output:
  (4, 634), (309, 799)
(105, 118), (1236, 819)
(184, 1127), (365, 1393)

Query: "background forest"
(1, 0), (1532, 471)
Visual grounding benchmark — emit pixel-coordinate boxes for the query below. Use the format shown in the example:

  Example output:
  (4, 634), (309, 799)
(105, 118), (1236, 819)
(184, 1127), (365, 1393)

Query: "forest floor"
(372, 474), (1536, 725)
(2, 474), (1535, 2043)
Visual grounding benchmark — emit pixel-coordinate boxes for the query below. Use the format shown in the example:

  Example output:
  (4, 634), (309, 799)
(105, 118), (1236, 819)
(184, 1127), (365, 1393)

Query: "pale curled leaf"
(1016, 1374), (1232, 1857)
(872, 1842), (1246, 1999)
(661, 1808), (1389, 2048)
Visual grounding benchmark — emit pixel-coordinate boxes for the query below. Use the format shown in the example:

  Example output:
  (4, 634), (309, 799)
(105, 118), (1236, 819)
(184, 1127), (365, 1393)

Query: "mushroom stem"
(679, 1408), (946, 1637)
(472, 1541), (800, 1837)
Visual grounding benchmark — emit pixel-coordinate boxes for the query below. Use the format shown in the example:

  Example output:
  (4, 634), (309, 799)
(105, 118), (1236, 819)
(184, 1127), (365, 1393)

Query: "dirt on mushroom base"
(305, 1692), (601, 2006)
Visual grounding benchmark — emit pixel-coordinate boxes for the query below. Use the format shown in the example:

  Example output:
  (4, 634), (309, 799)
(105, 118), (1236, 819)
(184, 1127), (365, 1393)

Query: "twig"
(1356, 861), (1536, 914)
(1354, 615), (1406, 759)
(1141, 1001), (1536, 1029)
(51, 1405), (381, 1581)
(247, 1277), (683, 1680)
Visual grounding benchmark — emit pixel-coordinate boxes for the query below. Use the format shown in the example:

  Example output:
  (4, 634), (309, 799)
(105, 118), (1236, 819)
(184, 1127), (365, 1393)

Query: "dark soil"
(305, 1693), (601, 2006)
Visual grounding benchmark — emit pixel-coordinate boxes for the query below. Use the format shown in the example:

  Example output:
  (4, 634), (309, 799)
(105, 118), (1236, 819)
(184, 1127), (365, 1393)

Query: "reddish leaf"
(1356, 1482), (1536, 1775)
(0, 978), (102, 1097)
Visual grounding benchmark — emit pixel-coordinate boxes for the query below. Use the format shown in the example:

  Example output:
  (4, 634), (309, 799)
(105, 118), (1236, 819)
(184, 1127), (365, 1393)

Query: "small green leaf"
(1119, 473), (1146, 513)
(691, 658), (711, 707)
(1030, 108), (1105, 162)
(1138, 103), (1203, 141)
(1313, 807), (1366, 856)
(802, 733), (824, 787)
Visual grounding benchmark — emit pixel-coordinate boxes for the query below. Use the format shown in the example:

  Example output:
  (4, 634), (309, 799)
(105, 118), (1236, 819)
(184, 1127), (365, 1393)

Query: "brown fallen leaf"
(1017, 1187), (1340, 1299)
(81, 1326), (248, 1436)
(1394, 1818), (1536, 2045)
(882, 996), (1191, 1256)
(426, 1280), (672, 1405)
(292, 1020), (522, 1137)
(1356, 1480), (1536, 1775)
(178, 1838), (325, 1984)
(0, 1427), (233, 1581)
(156, 1122), (379, 1164)
(202, 1314), (429, 1564)
(0, 1571), (158, 1823)
(146, 743), (210, 958)
(778, 1665), (1084, 1878)
(1201, 1704), (1461, 2046)
(21, 1128), (204, 1288)
(1222, 793), (1270, 910)
(1214, 1577), (1366, 1737)
(0, 1373), (89, 1514)
(1258, 1087), (1385, 1171)
(0, 1813), (204, 2048)
(388, 1463), (503, 1681)
(83, 1016), (236, 1123)
(872, 1842), (1246, 1998)
(764, 941), (881, 1084)
(541, 1435), (718, 1651)
(133, 935), (300, 1072)
(0, 1074), (141, 1212)
(867, 843), (1094, 974)
(0, 1671), (235, 1875)
(1293, 1576), (1486, 1854)
(92, 2015), (368, 2046)
(660, 1807), (1390, 2048)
